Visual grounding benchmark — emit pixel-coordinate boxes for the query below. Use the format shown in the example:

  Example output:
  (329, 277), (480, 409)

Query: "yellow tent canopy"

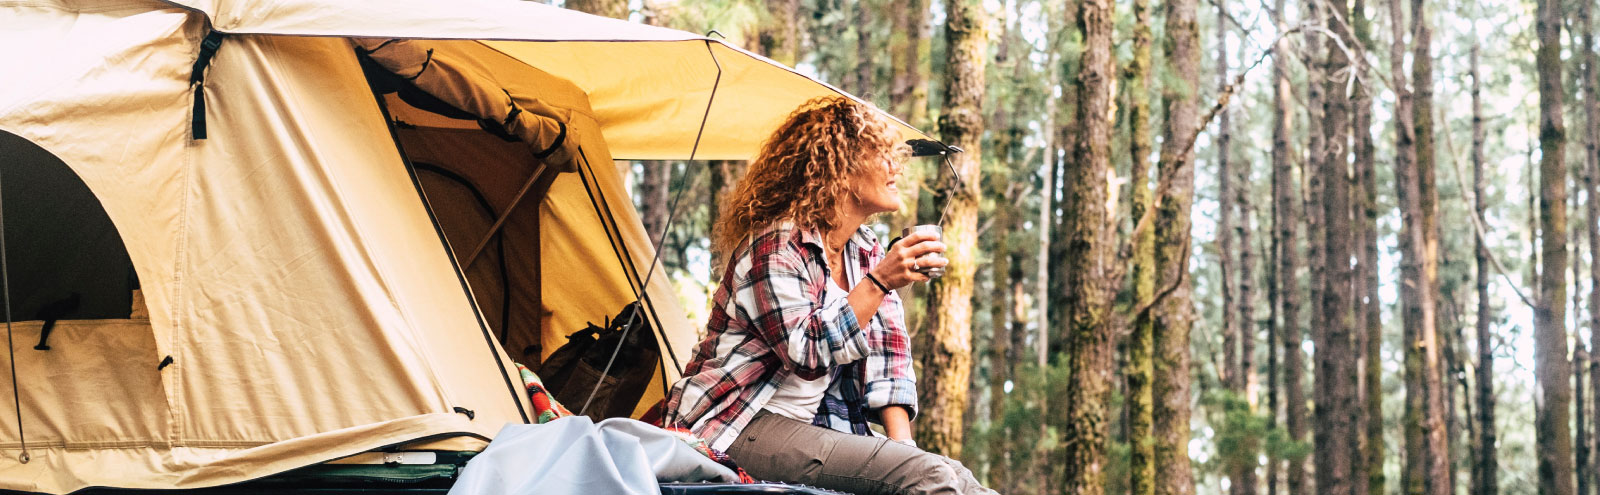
(0, 0), (932, 493)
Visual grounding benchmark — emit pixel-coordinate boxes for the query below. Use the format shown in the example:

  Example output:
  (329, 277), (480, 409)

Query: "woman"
(661, 97), (996, 495)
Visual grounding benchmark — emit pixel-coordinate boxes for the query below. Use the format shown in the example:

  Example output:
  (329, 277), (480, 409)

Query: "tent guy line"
(0, 168), (26, 464)
(578, 38), (727, 415)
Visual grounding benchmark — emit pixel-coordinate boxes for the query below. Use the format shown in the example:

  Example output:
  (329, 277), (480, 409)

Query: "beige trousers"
(726, 410), (998, 495)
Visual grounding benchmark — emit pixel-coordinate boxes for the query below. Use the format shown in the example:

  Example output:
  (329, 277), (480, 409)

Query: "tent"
(0, 1), (933, 493)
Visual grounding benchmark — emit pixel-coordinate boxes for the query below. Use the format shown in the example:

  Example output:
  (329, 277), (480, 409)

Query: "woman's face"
(849, 153), (906, 216)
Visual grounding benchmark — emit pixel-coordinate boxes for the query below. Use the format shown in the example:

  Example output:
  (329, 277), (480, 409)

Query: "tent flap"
(354, 38), (580, 168)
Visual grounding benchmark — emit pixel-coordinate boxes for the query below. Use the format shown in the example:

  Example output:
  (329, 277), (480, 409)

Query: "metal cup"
(900, 225), (946, 279)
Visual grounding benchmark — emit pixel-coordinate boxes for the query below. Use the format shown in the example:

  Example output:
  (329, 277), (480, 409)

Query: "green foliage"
(963, 359), (1069, 493)
(1197, 389), (1307, 486)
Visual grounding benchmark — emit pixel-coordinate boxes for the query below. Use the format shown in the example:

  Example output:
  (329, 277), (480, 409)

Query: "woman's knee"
(897, 456), (963, 495)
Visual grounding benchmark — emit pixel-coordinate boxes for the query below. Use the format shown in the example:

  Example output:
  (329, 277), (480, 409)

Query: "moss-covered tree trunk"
(1058, 0), (1115, 491)
(914, 0), (984, 460)
(1154, 0), (1199, 492)
(1125, 0), (1155, 489)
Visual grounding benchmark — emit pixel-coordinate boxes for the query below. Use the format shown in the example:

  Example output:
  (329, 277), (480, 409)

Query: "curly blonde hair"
(712, 96), (905, 260)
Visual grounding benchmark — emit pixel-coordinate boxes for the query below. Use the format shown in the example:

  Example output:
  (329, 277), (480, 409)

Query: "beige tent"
(0, 1), (931, 493)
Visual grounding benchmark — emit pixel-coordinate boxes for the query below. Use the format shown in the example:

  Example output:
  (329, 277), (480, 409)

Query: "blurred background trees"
(559, 0), (1598, 492)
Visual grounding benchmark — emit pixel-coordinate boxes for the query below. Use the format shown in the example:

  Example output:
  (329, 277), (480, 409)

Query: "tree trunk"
(1302, 7), (1327, 479)
(1535, 0), (1579, 489)
(1218, 0), (1238, 399)
(1154, 0), (1199, 492)
(1577, 188), (1590, 495)
(563, 0), (627, 18)
(1384, 0), (1423, 491)
(1407, 1), (1453, 492)
(636, 163), (670, 251)
(1058, 0), (1116, 490)
(1581, 0), (1600, 487)
(706, 160), (743, 271)
(1275, 0), (1309, 491)
(914, 0), (985, 459)
(1469, 41), (1499, 495)
(1219, 0), (1259, 486)
(1127, 0), (1156, 491)
(853, 0), (872, 96)
(892, 0), (930, 128)
(989, 215), (1011, 482)
(1268, 224), (1282, 495)
(1349, 0), (1383, 492)
(1316, 0), (1360, 493)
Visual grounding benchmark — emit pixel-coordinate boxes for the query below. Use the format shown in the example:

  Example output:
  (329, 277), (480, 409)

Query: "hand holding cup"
(871, 226), (949, 291)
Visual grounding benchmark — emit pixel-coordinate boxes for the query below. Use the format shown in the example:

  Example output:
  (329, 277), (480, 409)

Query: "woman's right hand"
(872, 232), (948, 291)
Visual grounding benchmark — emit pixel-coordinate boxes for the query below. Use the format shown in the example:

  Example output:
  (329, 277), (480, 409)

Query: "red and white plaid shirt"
(662, 222), (917, 450)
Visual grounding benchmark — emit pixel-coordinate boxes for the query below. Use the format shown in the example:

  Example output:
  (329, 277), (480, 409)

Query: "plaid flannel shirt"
(662, 222), (918, 450)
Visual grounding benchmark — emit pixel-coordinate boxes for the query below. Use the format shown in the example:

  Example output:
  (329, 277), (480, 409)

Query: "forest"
(557, 0), (1599, 493)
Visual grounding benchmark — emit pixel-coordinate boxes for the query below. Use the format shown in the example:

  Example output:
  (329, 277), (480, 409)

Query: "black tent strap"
(190, 31), (225, 140)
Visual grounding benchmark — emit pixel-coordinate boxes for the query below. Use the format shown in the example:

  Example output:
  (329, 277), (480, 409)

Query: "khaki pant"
(726, 411), (998, 495)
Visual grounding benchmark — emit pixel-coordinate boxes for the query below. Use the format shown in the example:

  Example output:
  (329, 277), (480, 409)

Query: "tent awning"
(165, 0), (933, 161)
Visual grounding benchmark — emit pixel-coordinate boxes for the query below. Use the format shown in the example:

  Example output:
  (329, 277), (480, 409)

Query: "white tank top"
(761, 276), (850, 421)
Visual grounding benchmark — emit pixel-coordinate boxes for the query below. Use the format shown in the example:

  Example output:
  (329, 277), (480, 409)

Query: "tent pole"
(462, 162), (551, 269)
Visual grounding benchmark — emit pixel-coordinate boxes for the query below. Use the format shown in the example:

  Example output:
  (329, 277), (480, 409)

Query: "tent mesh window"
(0, 131), (136, 324)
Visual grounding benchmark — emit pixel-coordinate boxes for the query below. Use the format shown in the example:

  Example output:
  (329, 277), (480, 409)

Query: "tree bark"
(853, 0), (873, 97)
(1406, 1), (1453, 492)
(1581, 0), (1600, 487)
(1353, 3), (1385, 493)
(1469, 41), (1499, 495)
(1274, 0), (1309, 491)
(1302, 8), (1327, 478)
(1535, 0), (1579, 489)
(1577, 189), (1589, 495)
(1218, 0), (1259, 487)
(913, 0), (985, 459)
(706, 160), (744, 271)
(1058, 0), (1116, 490)
(1154, 0), (1199, 491)
(1317, 0), (1360, 493)
(891, 0), (930, 128)
(1127, 0), (1156, 491)
(1349, 0), (1382, 493)
(1218, 0), (1238, 399)
(989, 205), (1011, 485)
